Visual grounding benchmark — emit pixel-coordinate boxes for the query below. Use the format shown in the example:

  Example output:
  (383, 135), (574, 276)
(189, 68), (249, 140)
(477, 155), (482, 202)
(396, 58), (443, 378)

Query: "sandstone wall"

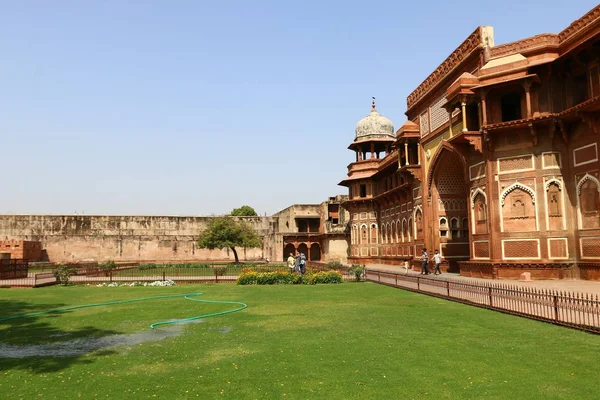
(0, 215), (277, 262)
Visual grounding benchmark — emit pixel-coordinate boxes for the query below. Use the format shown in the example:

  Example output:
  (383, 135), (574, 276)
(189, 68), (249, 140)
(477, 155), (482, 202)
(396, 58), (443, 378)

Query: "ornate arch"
(500, 182), (536, 206)
(577, 174), (600, 195)
(427, 141), (468, 195)
(360, 224), (368, 245)
(470, 187), (487, 209)
(544, 178), (562, 191)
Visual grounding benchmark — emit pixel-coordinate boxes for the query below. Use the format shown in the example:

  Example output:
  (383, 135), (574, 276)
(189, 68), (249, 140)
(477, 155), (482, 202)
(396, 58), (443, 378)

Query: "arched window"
(450, 218), (459, 239)
(361, 225), (368, 244)
(407, 218), (412, 242)
(473, 193), (488, 234)
(579, 178), (600, 229)
(370, 224), (378, 244)
(547, 183), (562, 217)
(415, 209), (423, 240)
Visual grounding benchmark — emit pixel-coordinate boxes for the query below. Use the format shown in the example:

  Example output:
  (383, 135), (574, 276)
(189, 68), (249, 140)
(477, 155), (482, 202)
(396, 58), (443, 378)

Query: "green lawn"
(0, 283), (598, 399)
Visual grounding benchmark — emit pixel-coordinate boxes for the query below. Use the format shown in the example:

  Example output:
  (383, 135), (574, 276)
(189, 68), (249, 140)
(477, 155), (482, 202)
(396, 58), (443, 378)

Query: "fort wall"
(0, 215), (277, 262)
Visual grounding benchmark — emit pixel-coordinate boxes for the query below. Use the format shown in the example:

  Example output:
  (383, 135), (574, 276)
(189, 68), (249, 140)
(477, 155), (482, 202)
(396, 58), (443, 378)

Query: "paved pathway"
(366, 263), (600, 295)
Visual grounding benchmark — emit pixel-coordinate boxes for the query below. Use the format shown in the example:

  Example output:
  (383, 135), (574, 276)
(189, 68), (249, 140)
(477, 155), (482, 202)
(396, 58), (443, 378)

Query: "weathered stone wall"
(0, 215), (277, 262)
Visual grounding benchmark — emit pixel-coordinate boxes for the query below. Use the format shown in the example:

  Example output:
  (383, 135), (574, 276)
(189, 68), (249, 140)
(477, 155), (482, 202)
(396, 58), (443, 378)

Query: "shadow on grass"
(0, 299), (121, 373)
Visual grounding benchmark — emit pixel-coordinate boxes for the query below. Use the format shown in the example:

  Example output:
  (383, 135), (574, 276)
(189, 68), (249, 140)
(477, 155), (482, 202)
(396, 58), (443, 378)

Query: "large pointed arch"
(427, 140), (468, 196)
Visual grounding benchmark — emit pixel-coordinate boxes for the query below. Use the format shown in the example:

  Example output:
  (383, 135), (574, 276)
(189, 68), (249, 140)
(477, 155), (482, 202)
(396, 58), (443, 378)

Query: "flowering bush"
(237, 270), (342, 285)
(95, 280), (177, 287)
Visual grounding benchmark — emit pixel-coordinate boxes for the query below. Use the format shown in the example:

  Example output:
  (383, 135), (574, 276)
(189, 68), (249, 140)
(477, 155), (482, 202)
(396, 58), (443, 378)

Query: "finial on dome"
(371, 97), (376, 111)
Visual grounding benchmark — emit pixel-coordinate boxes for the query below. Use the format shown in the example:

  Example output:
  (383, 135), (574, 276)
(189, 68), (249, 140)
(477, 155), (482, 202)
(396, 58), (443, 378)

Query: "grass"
(0, 283), (599, 399)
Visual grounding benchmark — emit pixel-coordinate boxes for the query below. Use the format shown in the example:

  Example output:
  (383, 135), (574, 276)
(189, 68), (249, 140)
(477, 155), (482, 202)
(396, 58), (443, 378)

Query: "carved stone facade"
(341, 5), (600, 279)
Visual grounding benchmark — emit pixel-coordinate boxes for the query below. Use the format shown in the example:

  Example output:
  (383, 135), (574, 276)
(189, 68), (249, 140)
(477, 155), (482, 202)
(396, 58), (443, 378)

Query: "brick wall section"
(0, 240), (42, 261)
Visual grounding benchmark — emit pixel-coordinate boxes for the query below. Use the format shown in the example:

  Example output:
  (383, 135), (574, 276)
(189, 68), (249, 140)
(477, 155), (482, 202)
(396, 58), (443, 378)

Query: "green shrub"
(237, 270), (341, 285)
(52, 265), (78, 285)
(348, 264), (366, 282)
(312, 271), (343, 284)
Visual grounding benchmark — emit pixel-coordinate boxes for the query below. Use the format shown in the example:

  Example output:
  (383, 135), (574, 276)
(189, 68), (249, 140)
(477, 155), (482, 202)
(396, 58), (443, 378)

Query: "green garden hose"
(0, 293), (247, 329)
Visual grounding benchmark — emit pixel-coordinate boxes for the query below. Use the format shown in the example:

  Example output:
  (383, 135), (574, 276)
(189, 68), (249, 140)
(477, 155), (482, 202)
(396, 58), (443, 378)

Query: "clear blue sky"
(1, 0), (597, 216)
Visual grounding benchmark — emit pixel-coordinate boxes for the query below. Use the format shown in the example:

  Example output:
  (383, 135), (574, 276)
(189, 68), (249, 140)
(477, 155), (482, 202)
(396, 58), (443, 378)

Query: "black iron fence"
(0, 259), (29, 279)
(366, 269), (600, 334)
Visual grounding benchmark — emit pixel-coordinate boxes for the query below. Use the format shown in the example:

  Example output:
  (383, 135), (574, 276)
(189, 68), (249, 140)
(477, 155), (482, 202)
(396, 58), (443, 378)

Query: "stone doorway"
(431, 149), (470, 272)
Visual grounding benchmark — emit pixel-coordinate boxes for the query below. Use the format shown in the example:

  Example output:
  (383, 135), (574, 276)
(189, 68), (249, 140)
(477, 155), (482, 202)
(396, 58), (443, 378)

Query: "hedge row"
(237, 270), (343, 285)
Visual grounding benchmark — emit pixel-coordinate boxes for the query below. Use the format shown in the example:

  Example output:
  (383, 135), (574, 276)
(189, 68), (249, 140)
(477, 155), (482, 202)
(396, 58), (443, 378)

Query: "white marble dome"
(355, 102), (395, 141)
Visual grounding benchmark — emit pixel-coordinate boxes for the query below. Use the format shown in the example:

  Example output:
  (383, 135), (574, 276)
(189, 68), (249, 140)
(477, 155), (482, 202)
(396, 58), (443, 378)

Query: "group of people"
(420, 248), (443, 275)
(287, 252), (307, 274)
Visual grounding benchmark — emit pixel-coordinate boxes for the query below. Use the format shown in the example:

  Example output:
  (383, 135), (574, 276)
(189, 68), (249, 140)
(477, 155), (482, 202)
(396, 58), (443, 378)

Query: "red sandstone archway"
(310, 243), (321, 261)
(431, 148), (470, 272)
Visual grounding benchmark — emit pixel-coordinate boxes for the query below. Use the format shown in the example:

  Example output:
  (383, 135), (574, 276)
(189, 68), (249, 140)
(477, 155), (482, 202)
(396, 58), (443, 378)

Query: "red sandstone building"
(340, 5), (600, 279)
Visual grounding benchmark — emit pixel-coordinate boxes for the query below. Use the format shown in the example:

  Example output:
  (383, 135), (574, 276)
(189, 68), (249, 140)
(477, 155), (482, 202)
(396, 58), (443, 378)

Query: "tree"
(197, 217), (262, 263)
(230, 205), (258, 216)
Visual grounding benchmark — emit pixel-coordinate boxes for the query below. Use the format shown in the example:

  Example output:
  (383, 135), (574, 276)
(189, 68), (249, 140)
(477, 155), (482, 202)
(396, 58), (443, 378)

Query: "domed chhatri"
(354, 98), (395, 142)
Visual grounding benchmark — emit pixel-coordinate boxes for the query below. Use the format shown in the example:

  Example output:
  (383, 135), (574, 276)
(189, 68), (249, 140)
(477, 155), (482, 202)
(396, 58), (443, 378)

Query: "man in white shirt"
(433, 250), (443, 275)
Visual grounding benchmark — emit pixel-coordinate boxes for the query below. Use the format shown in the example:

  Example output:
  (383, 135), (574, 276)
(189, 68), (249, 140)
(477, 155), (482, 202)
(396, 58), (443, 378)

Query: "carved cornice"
(489, 34), (559, 58)
(558, 5), (600, 43)
(407, 27), (486, 111)
(405, 5), (600, 116)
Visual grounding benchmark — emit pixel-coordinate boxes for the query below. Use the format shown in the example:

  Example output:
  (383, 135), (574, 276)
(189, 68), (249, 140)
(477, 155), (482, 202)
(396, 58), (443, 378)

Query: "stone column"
(448, 109), (453, 136)
(481, 91), (488, 126)
(523, 81), (532, 119)
(461, 101), (468, 132)
(404, 142), (409, 166)
(417, 143), (421, 165)
(370, 143), (375, 159)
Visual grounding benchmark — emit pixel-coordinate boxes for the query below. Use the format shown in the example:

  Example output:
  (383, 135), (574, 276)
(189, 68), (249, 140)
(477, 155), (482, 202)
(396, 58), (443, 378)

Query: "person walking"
(287, 253), (295, 274)
(295, 252), (302, 274)
(300, 252), (307, 274)
(433, 250), (443, 275)
(421, 248), (431, 275)
(403, 258), (410, 274)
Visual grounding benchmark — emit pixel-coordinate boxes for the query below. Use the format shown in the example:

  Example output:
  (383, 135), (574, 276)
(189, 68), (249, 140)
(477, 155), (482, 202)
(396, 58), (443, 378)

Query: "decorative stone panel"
(573, 143), (598, 167)
(502, 239), (540, 259)
(469, 162), (486, 181)
(473, 241), (490, 259)
(420, 110), (430, 137)
(429, 95), (449, 132)
(581, 237), (600, 259)
(498, 154), (534, 174)
(548, 238), (568, 259)
(542, 152), (561, 169)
